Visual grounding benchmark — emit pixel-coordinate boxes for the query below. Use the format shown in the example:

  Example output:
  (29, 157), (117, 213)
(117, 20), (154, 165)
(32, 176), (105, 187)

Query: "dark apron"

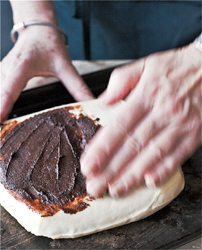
(53, 1), (202, 60)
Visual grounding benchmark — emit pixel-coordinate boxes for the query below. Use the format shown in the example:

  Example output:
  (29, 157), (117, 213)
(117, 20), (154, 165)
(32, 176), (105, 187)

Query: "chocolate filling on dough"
(0, 107), (100, 216)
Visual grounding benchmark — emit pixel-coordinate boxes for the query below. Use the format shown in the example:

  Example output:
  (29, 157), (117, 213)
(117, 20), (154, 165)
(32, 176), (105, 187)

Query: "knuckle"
(178, 145), (189, 161)
(149, 144), (166, 164)
(141, 83), (159, 104)
(164, 158), (178, 172)
(112, 118), (128, 137)
(125, 137), (142, 154)
(189, 116), (201, 132)
(159, 96), (178, 118)
(95, 146), (110, 167)
(75, 83), (90, 98)
(158, 96), (186, 122)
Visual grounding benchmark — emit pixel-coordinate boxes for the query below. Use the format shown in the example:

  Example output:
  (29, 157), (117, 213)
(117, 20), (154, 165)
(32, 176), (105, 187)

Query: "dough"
(0, 100), (185, 239)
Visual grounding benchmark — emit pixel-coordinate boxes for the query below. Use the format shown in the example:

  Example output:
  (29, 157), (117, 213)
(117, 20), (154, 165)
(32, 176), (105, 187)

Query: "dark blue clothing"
(53, 1), (202, 60)
(1, 1), (201, 60)
(1, 1), (14, 60)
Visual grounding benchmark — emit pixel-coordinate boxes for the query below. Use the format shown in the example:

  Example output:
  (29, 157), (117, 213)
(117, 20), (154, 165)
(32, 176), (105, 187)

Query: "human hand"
(81, 44), (202, 198)
(1, 26), (94, 121)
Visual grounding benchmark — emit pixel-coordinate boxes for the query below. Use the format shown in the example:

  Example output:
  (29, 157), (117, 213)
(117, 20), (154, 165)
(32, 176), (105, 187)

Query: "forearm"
(9, 0), (58, 25)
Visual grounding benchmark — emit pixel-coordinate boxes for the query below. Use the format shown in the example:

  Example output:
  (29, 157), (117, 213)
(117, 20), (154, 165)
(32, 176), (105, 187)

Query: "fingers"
(81, 89), (150, 179)
(144, 134), (201, 188)
(82, 106), (193, 198)
(83, 110), (168, 196)
(0, 91), (14, 122)
(81, 46), (202, 199)
(102, 59), (145, 104)
(1, 62), (31, 122)
(80, 74), (165, 196)
(57, 62), (95, 102)
(84, 122), (175, 197)
(108, 121), (201, 198)
(107, 126), (183, 198)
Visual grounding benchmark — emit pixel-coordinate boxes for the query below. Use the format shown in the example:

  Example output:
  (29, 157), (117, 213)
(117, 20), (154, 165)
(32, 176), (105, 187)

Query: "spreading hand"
(81, 44), (202, 198)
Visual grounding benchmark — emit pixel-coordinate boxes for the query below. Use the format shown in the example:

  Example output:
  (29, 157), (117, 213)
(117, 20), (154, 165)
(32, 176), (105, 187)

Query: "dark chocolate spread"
(0, 107), (100, 216)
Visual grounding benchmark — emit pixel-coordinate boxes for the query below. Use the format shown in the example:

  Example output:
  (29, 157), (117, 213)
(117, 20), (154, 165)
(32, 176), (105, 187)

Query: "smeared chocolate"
(0, 107), (100, 216)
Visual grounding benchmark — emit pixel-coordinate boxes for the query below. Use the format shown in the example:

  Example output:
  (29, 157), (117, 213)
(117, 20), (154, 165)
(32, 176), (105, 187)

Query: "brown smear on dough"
(8, 188), (95, 217)
(0, 106), (100, 217)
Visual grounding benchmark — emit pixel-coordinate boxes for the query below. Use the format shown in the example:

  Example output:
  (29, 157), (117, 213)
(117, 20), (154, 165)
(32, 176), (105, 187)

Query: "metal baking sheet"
(1, 68), (201, 249)
(8, 67), (115, 119)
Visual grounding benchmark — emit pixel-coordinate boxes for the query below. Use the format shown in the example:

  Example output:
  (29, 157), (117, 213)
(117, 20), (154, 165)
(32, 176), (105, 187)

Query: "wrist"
(10, 0), (58, 25)
(14, 25), (66, 48)
(11, 21), (68, 46)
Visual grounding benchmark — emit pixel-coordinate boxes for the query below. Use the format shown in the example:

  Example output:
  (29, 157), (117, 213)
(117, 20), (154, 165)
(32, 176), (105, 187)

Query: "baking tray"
(8, 67), (115, 119)
(1, 67), (201, 249)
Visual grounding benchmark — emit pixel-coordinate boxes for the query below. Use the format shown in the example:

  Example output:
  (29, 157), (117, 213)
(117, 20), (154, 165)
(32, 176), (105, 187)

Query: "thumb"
(102, 59), (145, 105)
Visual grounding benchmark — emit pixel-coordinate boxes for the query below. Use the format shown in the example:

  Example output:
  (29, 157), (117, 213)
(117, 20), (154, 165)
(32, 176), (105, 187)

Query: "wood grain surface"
(1, 146), (201, 250)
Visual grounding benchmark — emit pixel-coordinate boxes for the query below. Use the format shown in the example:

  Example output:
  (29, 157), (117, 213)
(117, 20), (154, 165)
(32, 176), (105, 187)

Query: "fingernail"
(108, 182), (127, 198)
(144, 174), (156, 188)
(108, 184), (119, 198)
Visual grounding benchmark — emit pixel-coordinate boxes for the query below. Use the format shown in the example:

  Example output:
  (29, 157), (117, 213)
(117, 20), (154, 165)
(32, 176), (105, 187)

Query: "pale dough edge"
(0, 100), (185, 239)
(0, 168), (184, 239)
